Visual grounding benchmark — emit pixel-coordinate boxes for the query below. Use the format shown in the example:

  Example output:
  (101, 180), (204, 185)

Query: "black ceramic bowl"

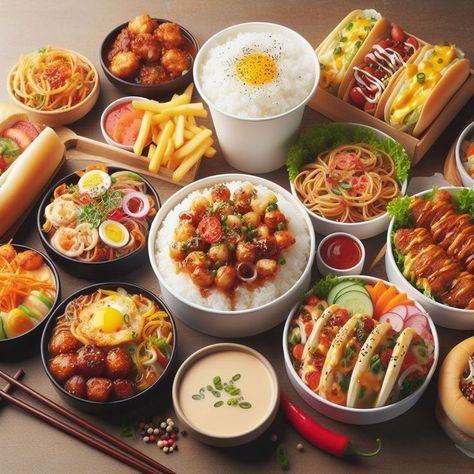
(100, 18), (199, 98)
(37, 166), (160, 280)
(0, 244), (61, 359)
(40, 282), (178, 415)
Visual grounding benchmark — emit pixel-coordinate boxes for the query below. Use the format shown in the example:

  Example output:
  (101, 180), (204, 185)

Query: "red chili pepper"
(279, 392), (381, 457)
(108, 209), (126, 221)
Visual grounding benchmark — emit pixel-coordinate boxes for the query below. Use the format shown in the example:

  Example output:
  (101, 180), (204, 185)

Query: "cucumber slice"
(31, 290), (53, 309)
(333, 284), (367, 302)
(335, 290), (373, 317)
(328, 281), (355, 304)
(0, 317), (6, 339)
(335, 288), (369, 304)
(17, 304), (39, 320)
(111, 171), (143, 182)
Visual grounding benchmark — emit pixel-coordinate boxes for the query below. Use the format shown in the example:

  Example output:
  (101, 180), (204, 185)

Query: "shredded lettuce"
(310, 274), (365, 300)
(424, 185), (439, 201)
(387, 196), (412, 229)
(286, 123), (411, 183)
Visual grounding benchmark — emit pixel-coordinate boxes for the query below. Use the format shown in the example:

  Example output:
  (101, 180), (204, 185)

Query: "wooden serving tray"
(55, 127), (201, 187)
(308, 71), (474, 166)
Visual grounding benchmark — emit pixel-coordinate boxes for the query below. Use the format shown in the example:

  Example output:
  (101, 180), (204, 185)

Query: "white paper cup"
(194, 22), (320, 173)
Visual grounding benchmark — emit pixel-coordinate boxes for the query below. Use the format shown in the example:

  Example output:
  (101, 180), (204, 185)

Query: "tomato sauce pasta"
(293, 144), (400, 223)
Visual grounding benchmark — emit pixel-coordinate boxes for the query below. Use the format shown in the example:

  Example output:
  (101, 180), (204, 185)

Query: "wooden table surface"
(0, 1), (473, 473)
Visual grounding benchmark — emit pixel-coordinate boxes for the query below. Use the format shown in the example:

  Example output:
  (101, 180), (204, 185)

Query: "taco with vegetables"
(375, 327), (434, 407)
(346, 322), (400, 408)
(300, 304), (350, 392)
(318, 314), (377, 405)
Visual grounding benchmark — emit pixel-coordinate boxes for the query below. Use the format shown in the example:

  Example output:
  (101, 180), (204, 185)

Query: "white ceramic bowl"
(172, 343), (279, 447)
(385, 186), (474, 330)
(148, 173), (316, 337)
(282, 275), (439, 425)
(193, 22), (319, 174)
(316, 232), (365, 276)
(455, 121), (474, 187)
(100, 96), (149, 151)
(289, 123), (408, 239)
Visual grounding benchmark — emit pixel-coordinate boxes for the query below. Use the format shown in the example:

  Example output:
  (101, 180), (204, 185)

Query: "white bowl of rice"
(148, 174), (315, 337)
(194, 22), (319, 174)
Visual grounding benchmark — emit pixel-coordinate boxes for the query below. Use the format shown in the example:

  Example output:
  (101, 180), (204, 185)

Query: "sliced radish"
(405, 305), (421, 318)
(379, 312), (404, 331)
(405, 314), (428, 336)
(389, 305), (408, 320)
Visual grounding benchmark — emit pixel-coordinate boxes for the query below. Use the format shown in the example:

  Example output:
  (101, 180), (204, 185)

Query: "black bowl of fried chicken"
(100, 14), (198, 98)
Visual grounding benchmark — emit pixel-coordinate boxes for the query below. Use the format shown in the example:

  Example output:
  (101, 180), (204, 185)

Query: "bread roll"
(0, 127), (65, 237)
(438, 336), (474, 456)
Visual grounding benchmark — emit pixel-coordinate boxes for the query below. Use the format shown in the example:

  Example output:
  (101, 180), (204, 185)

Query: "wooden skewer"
(0, 369), (175, 474)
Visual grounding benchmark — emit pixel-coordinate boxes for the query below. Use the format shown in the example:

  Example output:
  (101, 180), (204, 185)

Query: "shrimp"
(45, 197), (79, 228)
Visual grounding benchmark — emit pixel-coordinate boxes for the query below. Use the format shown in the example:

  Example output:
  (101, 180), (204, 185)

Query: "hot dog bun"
(437, 336), (474, 457)
(384, 44), (470, 136)
(316, 10), (391, 95)
(0, 126), (64, 237)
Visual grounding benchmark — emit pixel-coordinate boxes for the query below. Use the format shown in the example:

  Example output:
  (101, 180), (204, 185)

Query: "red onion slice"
(122, 191), (150, 218)
(236, 262), (257, 283)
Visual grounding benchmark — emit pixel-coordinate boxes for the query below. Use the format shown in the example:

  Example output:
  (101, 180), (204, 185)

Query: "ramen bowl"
(37, 166), (160, 280)
(40, 282), (178, 414)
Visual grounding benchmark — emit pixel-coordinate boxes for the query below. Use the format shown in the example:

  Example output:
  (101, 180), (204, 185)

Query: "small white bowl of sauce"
(100, 96), (150, 151)
(172, 343), (279, 447)
(316, 232), (365, 276)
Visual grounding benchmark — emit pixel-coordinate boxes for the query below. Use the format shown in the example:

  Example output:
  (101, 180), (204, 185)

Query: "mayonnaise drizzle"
(354, 43), (409, 103)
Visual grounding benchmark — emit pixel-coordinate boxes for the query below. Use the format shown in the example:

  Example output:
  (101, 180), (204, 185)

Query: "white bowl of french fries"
(125, 84), (217, 183)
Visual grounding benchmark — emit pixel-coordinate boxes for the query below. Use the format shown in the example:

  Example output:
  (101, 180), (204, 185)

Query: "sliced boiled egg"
(78, 170), (111, 198)
(98, 220), (129, 248)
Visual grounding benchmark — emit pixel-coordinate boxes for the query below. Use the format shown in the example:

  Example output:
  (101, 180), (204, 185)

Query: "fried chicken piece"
(154, 22), (184, 48)
(161, 48), (191, 78)
(109, 51), (140, 79)
(108, 28), (135, 62)
(132, 33), (161, 62)
(128, 14), (157, 35)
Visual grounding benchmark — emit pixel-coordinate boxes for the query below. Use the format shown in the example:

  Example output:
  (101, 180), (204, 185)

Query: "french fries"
(132, 83), (215, 182)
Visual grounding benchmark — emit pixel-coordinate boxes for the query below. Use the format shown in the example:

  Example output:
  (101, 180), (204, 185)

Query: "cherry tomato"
(380, 348), (393, 368)
(363, 317), (375, 334)
(197, 216), (223, 244)
(391, 26), (406, 43)
(401, 351), (417, 371)
(467, 143), (474, 157)
(335, 152), (357, 170)
(405, 36), (419, 49)
(304, 322), (313, 337)
(108, 209), (126, 220)
(306, 370), (321, 391)
(364, 101), (376, 114)
(307, 295), (320, 306)
(378, 39), (392, 50)
(292, 343), (304, 361)
(349, 87), (366, 107)
(0, 156), (6, 172)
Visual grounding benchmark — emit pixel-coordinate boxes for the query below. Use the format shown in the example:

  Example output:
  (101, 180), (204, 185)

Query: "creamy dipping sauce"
(178, 349), (275, 437)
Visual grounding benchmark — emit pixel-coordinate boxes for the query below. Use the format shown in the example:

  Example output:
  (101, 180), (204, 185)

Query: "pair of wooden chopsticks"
(0, 369), (175, 474)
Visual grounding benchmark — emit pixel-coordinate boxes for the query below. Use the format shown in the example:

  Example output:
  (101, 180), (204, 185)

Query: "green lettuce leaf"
(286, 123), (410, 183)
(387, 196), (412, 229)
(456, 188), (474, 219)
